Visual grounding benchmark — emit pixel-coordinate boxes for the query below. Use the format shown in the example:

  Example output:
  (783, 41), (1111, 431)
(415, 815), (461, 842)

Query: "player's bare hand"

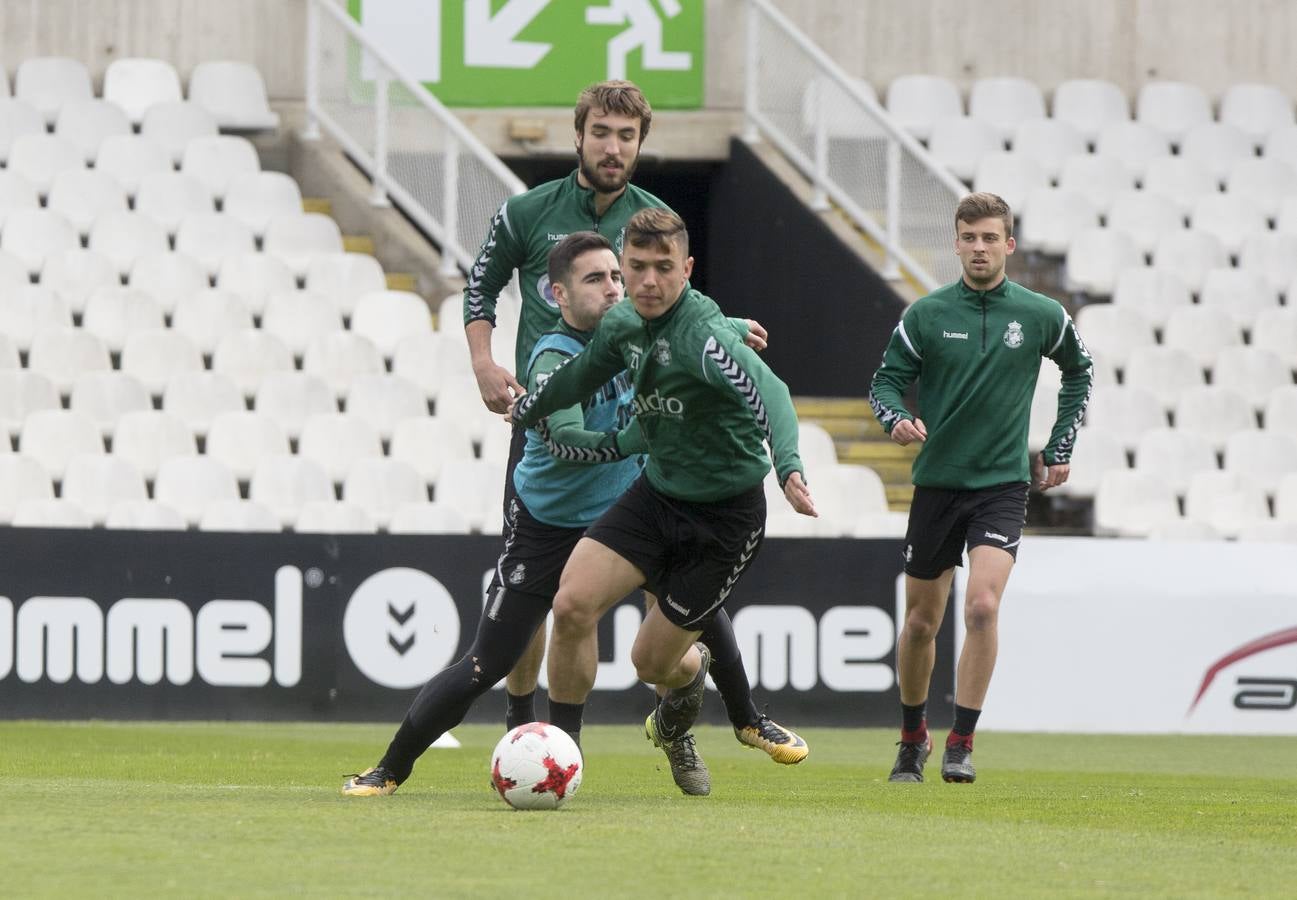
(502, 391), (526, 423)
(784, 471), (817, 517)
(1033, 453), (1070, 491)
(473, 361), (525, 414)
(890, 418), (927, 446)
(743, 319), (769, 352)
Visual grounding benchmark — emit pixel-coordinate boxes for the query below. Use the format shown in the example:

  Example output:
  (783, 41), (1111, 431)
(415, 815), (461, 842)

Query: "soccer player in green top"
(511, 208), (817, 761)
(464, 81), (807, 770)
(869, 192), (1093, 783)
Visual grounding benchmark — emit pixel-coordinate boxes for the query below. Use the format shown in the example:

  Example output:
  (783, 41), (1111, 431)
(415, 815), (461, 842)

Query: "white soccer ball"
(490, 722), (583, 810)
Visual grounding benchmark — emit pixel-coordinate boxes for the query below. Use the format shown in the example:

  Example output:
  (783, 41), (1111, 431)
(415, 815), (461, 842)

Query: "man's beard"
(577, 145), (636, 194)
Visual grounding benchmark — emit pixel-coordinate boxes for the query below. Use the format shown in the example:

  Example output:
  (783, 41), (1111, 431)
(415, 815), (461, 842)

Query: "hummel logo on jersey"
(984, 531), (1008, 542)
(546, 232), (570, 242)
(943, 330), (969, 339)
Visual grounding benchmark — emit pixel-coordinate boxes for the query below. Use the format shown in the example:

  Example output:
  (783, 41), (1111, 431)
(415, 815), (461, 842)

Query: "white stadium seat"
(433, 375), (508, 444)
(342, 458), (427, 528)
(0, 98), (47, 163)
(249, 455), (335, 527)
(1238, 231), (1297, 292)
(2, 208), (79, 274)
(1220, 82), (1294, 146)
(1136, 80), (1213, 144)
(1146, 519), (1222, 541)
(14, 57), (93, 125)
(478, 423), (512, 465)
(811, 463), (894, 537)
(1073, 304), (1155, 373)
(1063, 227), (1142, 296)
(1224, 431), (1297, 497)
(120, 329), (204, 396)
(1084, 386), (1167, 451)
(212, 330), (295, 397)
(345, 373), (428, 440)
(1184, 470), (1270, 539)
(1161, 305), (1242, 367)
(1188, 194), (1268, 257)
(94, 135), (172, 197)
(1225, 158), (1297, 219)
(1016, 187), (1099, 255)
(0, 371), (59, 438)
(305, 252), (388, 318)
(0, 169), (40, 227)
(89, 211), (170, 276)
(927, 116), (1002, 181)
(1264, 124), (1297, 168)
(1054, 426), (1128, 499)
(1151, 230), (1227, 294)
(1180, 123), (1253, 182)
(1106, 190), (1184, 257)
(102, 58), (183, 125)
(1095, 122), (1170, 182)
(199, 498), (282, 533)
(6, 131), (81, 196)
(1133, 428), (1218, 495)
(433, 458), (505, 533)
(969, 77), (1045, 143)
(81, 286), (166, 353)
(1056, 153), (1136, 215)
(69, 371), (151, 437)
(175, 212), (257, 277)
(104, 499), (188, 531)
(387, 502), (471, 535)
(1252, 308), (1297, 369)
(263, 213), (345, 277)
(1198, 268), (1278, 329)
(160, 370), (245, 437)
(153, 456), (240, 526)
(1211, 347), (1292, 412)
(40, 249), (118, 316)
(1093, 469), (1181, 537)
(1236, 520), (1297, 543)
(134, 172), (215, 235)
(204, 410), (290, 481)
(298, 413), (383, 483)
(1051, 78), (1129, 143)
(261, 291), (343, 356)
(253, 372), (338, 439)
(215, 253), (297, 317)
(170, 289), (255, 355)
(0, 284), (73, 351)
(1009, 118), (1086, 181)
(1142, 158), (1218, 217)
(140, 100), (219, 165)
(350, 290), (434, 356)
(181, 135), (261, 200)
(797, 423), (838, 472)
(27, 327), (111, 395)
(0, 333), (18, 370)
(129, 252), (210, 317)
(294, 501), (377, 534)
(1124, 345), (1205, 409)
(0, 455), (54, 523)
(60, 453), (147, 525)
(19, 408), (104, 480)
(885, 75), (962, 141)
(187, 61), (281, 130)
(392, 331), (472, 402)
(1279, 474), (1297, 522)
(111, 410), (197, 482)
(1264, 386), (1297, 441)
(54, 98), (131, 163)
(11, 498), (92, 529)
(389, 417), (475, 485)
(302, 331), (384, 397)
(223, 171), (302, 236)
(971, 152), (1046, 213)
(1173, 386), (1257, 452)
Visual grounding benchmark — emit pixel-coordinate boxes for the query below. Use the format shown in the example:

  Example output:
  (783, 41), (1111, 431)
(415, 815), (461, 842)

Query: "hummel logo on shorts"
(984, 531), (1008, 542)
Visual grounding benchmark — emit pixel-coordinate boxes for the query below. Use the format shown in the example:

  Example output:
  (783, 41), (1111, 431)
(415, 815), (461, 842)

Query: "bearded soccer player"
(869, 192), (1093, 783)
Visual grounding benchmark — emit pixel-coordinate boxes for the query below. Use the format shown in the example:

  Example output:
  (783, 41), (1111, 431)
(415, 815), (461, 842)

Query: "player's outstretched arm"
(1043, 308), (1094, 469)
(868, 317), (922, 437)
(468, 320), (525, 413)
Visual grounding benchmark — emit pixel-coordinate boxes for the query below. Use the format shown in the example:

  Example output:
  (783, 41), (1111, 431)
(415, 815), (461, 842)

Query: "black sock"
(548, 699), (584, 747)
(505, 690), (536, 731)
(700, 610), (760, 729)
(951, 704), (981, 742)
(901, 701), (927, 737)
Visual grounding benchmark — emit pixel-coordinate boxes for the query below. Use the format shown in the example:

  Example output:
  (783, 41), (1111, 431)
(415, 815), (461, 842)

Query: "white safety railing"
(744, 0), (967, 291)
(304, 0), (526, 278)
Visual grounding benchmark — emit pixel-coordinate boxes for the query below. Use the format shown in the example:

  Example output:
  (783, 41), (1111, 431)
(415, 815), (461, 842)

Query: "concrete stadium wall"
(709, 0), (1297, 108)
(5, 1), (1293, 110)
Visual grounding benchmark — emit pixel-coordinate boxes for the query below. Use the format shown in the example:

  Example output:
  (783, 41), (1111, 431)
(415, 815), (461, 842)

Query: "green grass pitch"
(2, 721), (1295, 897)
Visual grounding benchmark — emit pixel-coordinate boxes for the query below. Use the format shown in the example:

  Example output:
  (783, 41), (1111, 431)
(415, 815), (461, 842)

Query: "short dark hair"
(956, 192), (1014, 238)
(547, 231), (614, 287)
(625, 208), (689, 257)
(574, 80), (653, 143)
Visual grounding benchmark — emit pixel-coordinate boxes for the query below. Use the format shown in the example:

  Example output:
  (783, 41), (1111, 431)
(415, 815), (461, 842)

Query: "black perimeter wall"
(505, 139), (907, 397)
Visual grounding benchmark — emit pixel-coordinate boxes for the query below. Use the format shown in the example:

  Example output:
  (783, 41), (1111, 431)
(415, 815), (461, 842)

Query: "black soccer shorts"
(902, 481), (1030, 579)
(584, 474), (766, 630)
(488, 493), (585, 606)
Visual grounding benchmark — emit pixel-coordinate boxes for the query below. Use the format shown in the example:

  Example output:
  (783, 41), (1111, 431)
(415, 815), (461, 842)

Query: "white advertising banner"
(973, 537), (1297, 734)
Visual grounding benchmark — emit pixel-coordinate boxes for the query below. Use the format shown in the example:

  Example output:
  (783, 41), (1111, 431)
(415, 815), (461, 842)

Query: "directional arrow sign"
(464, 0), (552, 68)
(350, 0), (704, 108)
